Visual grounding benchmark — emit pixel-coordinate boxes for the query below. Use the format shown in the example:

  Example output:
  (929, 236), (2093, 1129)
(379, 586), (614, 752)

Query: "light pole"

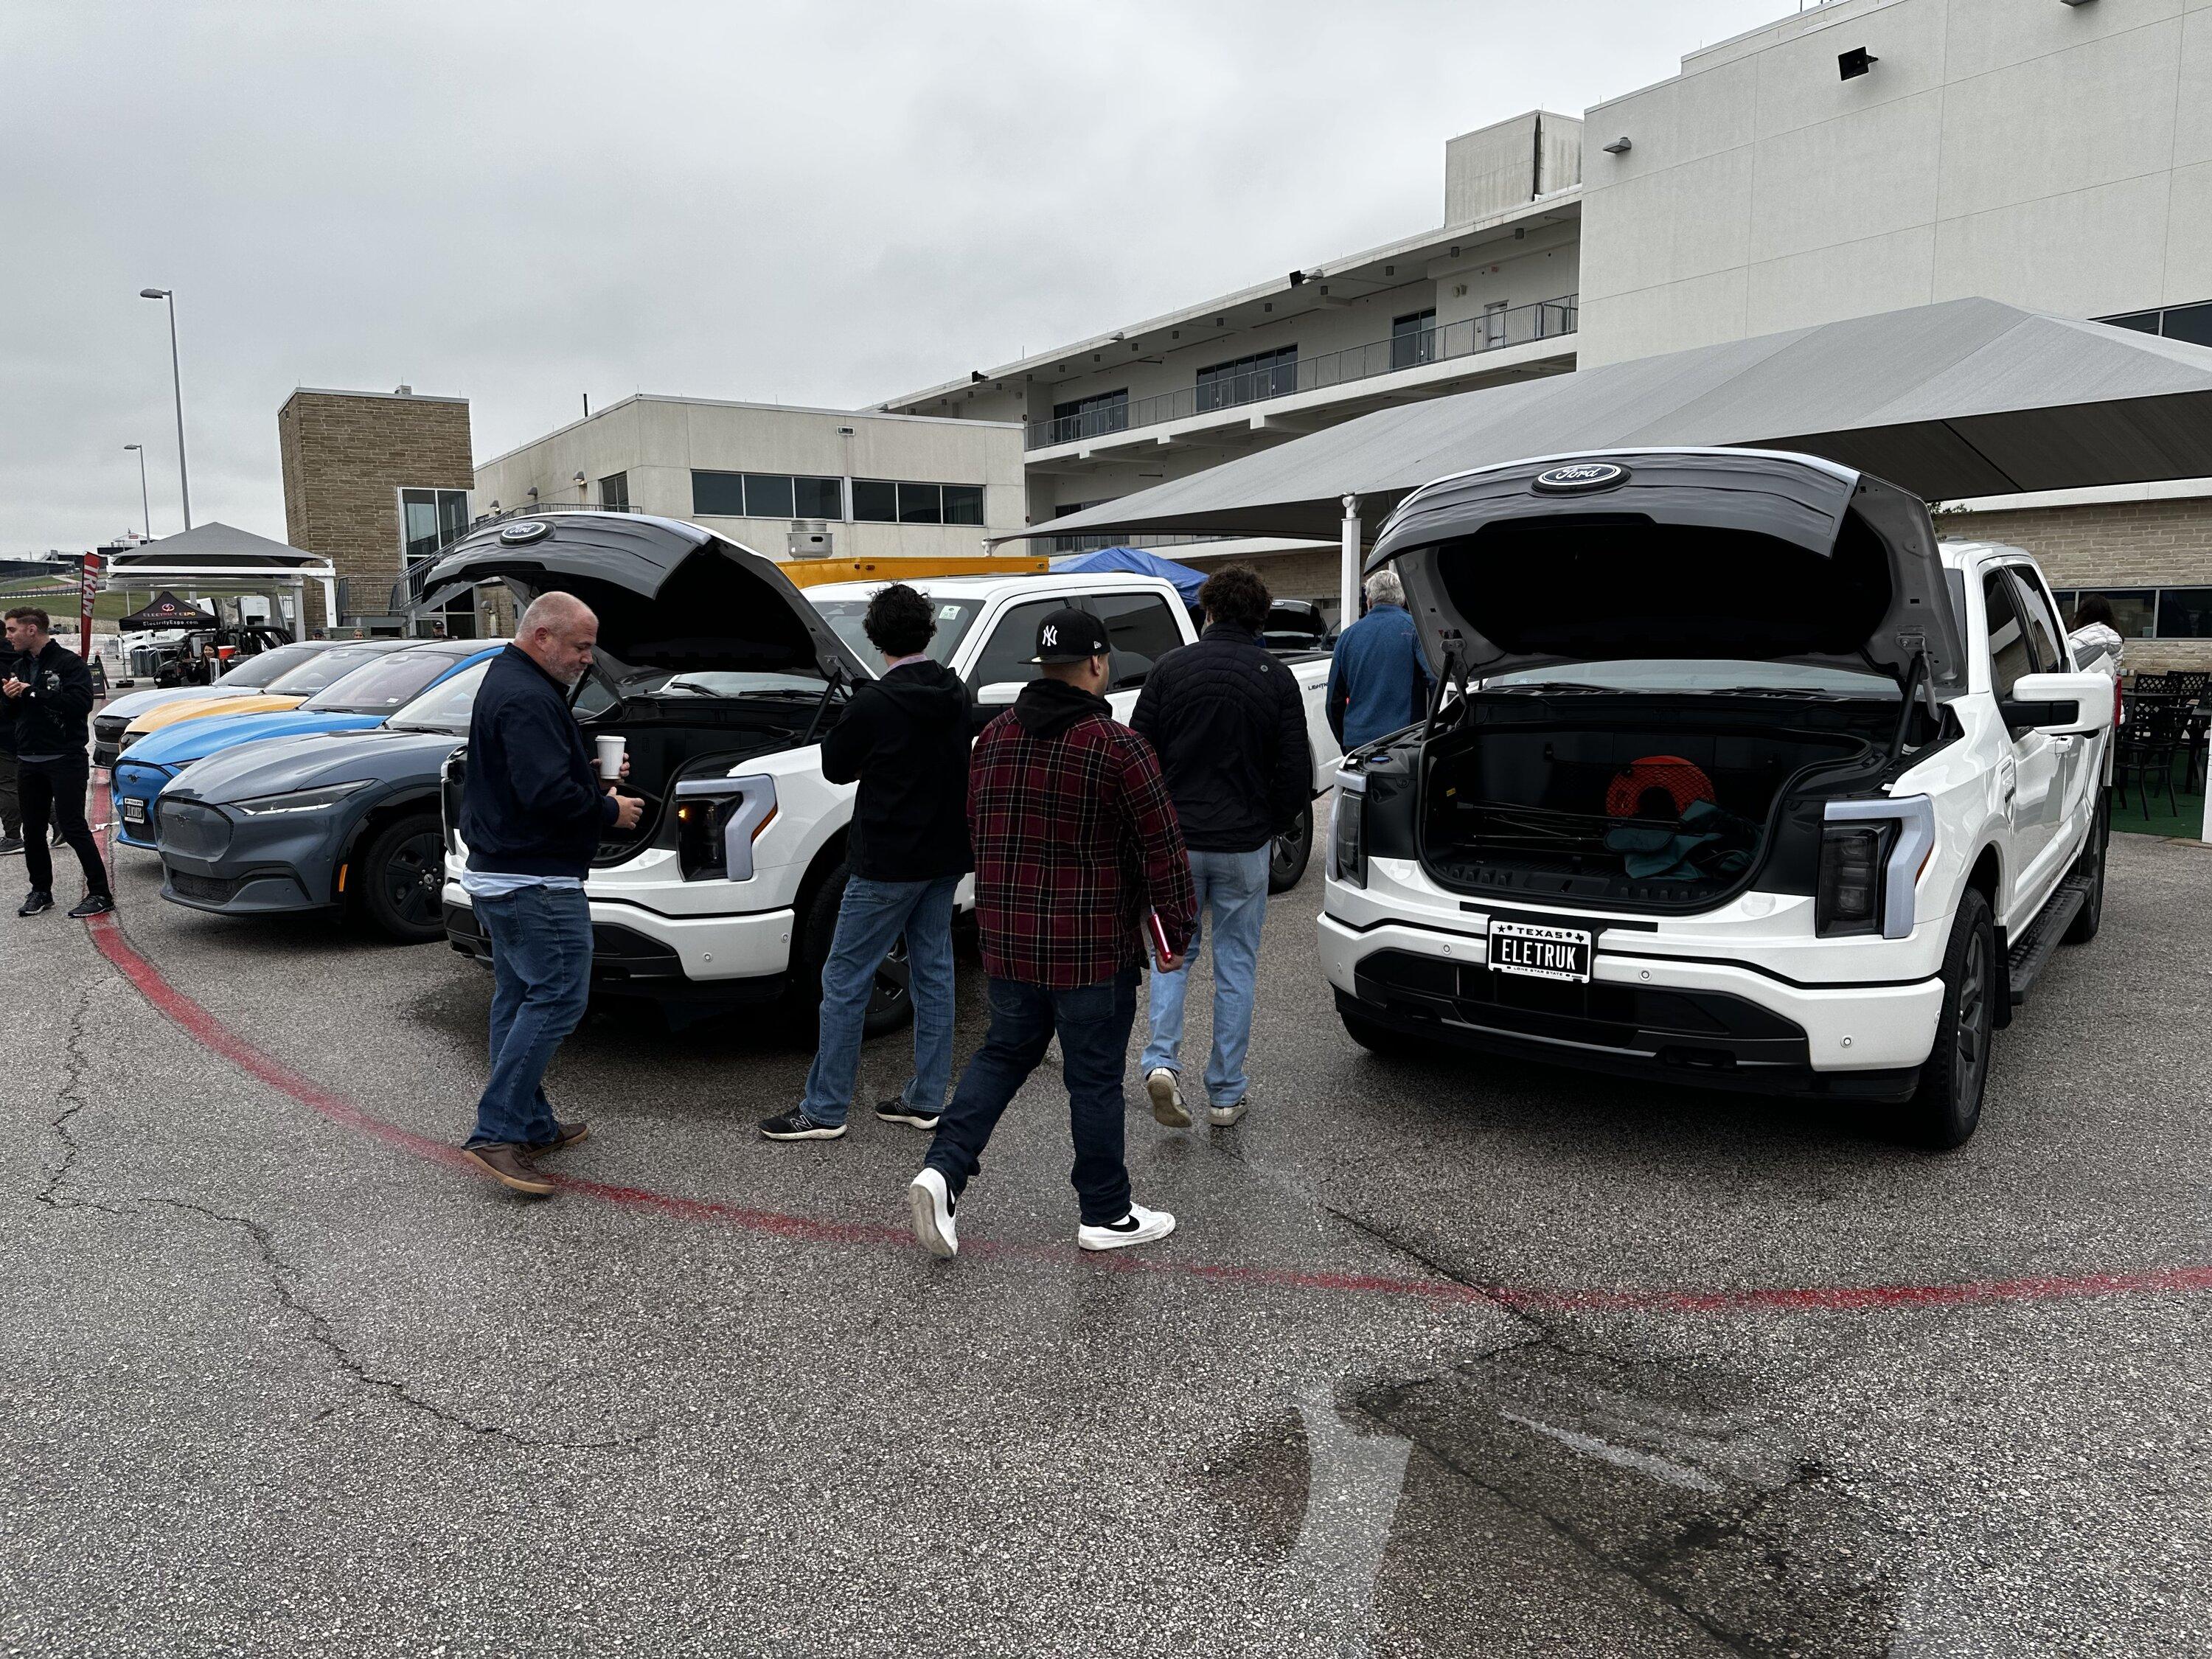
(139, 288), (192, 529)
(123, 443), (150, 538)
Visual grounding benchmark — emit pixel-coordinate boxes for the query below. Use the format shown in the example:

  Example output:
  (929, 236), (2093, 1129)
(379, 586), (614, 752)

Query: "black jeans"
(0, 753), (17, 838)
(925, 967), (1139, 1226)
(20, 757), (108, 898)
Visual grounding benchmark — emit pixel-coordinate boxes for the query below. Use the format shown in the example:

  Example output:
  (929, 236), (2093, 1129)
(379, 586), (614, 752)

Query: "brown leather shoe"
(460, 1144), (556, 1196)
(524, 1120), (590, 1156)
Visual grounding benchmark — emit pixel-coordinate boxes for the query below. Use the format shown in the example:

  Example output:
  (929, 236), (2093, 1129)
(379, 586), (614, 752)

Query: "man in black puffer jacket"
(1129, 566), (1312, 1131)
(4, 607), (109, 917)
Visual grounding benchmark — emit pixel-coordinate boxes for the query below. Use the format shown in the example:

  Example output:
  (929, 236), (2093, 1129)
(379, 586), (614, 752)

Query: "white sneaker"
(1145, 1067), (1190, 1128)
(908, 1168), (958, 1259)
(1208, 1096), (1248, 1127)
(1077, 1203), (1177, 1253)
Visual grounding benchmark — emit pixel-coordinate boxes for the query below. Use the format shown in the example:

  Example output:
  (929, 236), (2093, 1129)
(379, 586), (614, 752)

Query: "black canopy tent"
(116, 590), (215, 631)
(1006, 298), (2212, 621)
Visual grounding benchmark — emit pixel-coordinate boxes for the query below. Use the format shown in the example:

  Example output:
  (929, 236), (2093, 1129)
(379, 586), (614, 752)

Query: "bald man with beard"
(455, 593), (642, 1194)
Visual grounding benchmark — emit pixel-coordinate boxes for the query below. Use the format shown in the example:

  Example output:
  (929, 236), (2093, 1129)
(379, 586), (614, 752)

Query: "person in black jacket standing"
(762, 583), (972, 1141)
(0, 626), (21, 858)
(1128, 568), (1312, 1130)
(4, 608), (111, 917)
(455, 592), (641, 1195)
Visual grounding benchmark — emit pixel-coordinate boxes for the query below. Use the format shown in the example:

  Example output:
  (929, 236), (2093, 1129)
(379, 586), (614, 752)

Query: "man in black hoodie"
(761, 582), (973, 1142)
(4, 607), (111, 917)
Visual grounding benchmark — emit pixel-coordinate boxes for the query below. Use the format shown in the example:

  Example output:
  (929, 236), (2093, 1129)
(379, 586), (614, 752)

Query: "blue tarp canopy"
(1048, 546), (1206, 604)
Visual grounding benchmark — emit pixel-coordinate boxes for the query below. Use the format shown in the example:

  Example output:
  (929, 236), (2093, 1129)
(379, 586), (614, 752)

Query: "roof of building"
(878, 187), (1582, 411)
(473, 393), (1021, 473)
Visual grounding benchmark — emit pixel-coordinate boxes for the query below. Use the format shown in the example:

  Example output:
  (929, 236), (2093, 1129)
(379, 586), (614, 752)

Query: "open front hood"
(1371, 449), (1966, 691)
(417, 512), (869, 683)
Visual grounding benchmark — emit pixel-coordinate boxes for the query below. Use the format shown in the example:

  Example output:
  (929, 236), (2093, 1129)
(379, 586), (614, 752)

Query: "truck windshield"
(613, 669), (832, 700)
(1483, 659), (1900, 698)
(810, 597), (984, 672)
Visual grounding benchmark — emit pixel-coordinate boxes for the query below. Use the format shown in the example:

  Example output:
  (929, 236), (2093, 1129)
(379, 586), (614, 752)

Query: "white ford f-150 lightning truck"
(425, 512), (1340, 1034)
(1319, 449), (2115, 1148)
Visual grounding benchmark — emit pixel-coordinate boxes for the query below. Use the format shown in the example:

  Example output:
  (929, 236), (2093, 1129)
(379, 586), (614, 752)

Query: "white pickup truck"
(1320, 448), (2115, 1148)
(426, 512), (1340, 1033)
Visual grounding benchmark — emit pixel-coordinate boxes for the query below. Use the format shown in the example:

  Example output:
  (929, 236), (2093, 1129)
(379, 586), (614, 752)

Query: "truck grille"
(157, 800), (232, 860)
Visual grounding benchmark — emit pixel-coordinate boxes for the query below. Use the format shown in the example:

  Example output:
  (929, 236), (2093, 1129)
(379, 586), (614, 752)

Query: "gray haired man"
(1324, 570), (1433, 754)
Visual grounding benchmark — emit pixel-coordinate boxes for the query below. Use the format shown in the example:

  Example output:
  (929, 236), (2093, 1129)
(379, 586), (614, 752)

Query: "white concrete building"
(878, 111), (1586, 605)
(472, 396), (1025, 563)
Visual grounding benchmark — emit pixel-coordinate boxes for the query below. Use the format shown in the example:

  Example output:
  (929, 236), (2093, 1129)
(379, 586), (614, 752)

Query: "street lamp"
(139, 288), (192, 529)
(123, 444), (150, 538)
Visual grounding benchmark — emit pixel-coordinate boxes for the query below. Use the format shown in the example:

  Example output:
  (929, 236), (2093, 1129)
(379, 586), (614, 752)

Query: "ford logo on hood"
(1531, 462), (1629, 494)
(497, 519), (552, 544)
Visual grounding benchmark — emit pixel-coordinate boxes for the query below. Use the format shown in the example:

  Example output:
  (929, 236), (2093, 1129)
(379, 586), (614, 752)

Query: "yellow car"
(119, 641), (414, 752)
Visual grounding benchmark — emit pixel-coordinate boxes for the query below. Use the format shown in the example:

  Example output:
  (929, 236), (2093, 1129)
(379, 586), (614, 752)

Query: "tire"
(788, 863), (914, 1040)
(355, 813), (448, 943)
(1270, 802), (1314, 893)
(2061, 791), (2108, 946)
(1903, 886), (1996, 1150)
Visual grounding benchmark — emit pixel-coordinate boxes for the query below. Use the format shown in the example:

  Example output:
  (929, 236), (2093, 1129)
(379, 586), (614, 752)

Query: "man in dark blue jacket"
(456, 592), (641, 1195)
(1325, 568), (1432, 753)
(4, 607), (109, 917)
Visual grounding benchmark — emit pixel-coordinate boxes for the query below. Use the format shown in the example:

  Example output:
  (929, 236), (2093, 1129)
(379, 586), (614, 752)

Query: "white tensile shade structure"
(99, 521), (338, 636)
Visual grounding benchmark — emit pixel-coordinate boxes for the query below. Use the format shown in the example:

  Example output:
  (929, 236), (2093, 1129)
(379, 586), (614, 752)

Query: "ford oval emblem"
(497, 519), (552, 544)
(1531, 462), (1629, 494)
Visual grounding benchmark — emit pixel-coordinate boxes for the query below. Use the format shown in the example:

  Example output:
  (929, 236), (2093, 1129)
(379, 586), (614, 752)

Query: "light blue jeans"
(800, 874), (960, 1128)
(1141, 845), (1270, 1107)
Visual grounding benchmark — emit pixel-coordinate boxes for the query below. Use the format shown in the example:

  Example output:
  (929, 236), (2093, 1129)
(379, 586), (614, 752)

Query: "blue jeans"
(468, 885), (593, 1149)
(925, 968), (1139, 1226)
(800, 874), (960, 1127)
(1141, 846), (1270, 1107)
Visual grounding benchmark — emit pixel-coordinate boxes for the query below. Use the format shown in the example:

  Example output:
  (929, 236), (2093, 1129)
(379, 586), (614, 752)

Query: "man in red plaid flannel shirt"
(908, 606), (1198, 1259)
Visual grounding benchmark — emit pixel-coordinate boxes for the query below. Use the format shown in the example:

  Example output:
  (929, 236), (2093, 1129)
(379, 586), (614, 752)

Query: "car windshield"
(302, 650), (472, 714)
(264, 644), (394, 696)
(1483, 659), (1901, 698)
(810, 595), (984, 673)
(611, 669), (831, 700)
(387, 660), (488, 733)
(215, 643), (323, 689)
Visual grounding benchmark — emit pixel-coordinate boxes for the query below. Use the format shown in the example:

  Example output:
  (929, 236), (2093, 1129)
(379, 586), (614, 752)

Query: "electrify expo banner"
(80, 552), (102, 655)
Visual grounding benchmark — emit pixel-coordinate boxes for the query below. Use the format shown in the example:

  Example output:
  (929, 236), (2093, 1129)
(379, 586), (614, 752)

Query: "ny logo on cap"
(1041, 625), (1058, 647)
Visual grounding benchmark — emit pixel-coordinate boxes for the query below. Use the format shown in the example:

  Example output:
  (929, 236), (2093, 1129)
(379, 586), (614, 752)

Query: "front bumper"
(441, 883), (797, 1000)
(1319, 873), (1946, 1098)
(111, 763), (171, 849)
(154, 796), (346, 918)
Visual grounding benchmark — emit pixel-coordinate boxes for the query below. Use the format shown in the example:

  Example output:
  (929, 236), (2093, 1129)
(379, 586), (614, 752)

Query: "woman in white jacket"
(2069, 594), (2125, 672)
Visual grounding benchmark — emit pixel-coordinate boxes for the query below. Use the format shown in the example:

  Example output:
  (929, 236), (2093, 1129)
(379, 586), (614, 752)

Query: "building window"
(2096, 300), (2212, 349)
(690, 470), (843, 520)
(1196, 346), (1298, 412)
(1391, 310), (1437, 371)
(400, 487), (469, 568)
(2048, 588), (2212, 639)
(852, 479), (987, 526)
(599, 472), (630, 510)
(1048, 389), (1129, 445)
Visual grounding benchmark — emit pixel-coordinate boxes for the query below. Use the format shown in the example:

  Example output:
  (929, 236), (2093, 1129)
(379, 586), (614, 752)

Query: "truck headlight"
(1819, 796), (1935, 940)
(673, 775), (778, 882)
(232, 780), (371, 818)
(1330, 777), (1366, 888)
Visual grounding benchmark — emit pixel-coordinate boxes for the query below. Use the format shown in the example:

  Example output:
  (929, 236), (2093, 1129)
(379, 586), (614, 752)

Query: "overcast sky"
(4, 0), (1799, 556)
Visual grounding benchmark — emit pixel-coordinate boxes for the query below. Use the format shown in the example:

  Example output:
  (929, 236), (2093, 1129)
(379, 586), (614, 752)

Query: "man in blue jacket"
(456, 592), (641, 1195)
(1325, 569), (1432, 753)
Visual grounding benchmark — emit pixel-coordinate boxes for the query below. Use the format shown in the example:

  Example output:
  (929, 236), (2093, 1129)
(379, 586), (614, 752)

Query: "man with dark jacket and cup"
(761, 582), (973, 1141)
(455, 592), (641, 1195)
(3, 607), (111, 917)
(1130, 567), (1312, 1130)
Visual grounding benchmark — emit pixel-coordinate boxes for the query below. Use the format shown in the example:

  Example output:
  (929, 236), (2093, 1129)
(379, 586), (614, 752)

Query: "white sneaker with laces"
(908, 1168), (958, 1259)
(1145, 1068), (1190, 1128)
(1077, 1203), (1177, 1253)
(1208, 1096), (1248, 1127)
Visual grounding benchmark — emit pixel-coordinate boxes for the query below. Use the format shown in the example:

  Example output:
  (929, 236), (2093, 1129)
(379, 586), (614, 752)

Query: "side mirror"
(2000, 670), (2114, 736)
(975, 681), (1025, 708)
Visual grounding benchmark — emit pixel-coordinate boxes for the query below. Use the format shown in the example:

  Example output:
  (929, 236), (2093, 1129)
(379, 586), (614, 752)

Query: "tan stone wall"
(1941, 497), (2212, 675)
(278, 391), (473, 632)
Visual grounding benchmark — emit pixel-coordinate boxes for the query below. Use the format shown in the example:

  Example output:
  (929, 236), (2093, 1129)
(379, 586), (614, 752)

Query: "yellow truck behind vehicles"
(775, 554), (1049, 590)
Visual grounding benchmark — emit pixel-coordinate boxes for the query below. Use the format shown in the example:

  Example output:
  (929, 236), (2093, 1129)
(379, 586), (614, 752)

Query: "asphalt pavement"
(4, 829), (2211, 1657)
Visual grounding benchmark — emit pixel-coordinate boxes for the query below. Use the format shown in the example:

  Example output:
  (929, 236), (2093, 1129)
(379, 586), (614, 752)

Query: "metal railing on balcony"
(1026, 293), (1576, 450)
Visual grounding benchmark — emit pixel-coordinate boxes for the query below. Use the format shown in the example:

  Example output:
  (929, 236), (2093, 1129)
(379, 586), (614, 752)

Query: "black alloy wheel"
(1905, 885), (1994, 1150)
(358, 813), (448, 943)
(791, 863), (917, 1041)
(1270, 802), (1313, 893)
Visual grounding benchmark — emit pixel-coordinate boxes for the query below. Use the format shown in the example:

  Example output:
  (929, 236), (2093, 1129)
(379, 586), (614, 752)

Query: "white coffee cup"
(595, 735), (626, 783)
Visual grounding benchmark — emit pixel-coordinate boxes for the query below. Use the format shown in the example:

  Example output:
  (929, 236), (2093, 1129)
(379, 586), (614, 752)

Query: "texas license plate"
(120, 798), (147, 825)
(1487, 919), (1592, 983)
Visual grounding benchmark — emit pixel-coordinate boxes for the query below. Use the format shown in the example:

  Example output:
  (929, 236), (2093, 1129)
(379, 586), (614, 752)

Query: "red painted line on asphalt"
(78, 771), (2212, 1317)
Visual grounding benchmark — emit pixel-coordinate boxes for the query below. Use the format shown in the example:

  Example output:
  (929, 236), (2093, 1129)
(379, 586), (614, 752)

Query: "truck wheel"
(1270, 803), (1314, 893)
(790, 864), (914, 1040)
(355, 813), (448, 943)
(1904, 886), (1994, 1150)
(2061, 793), (2108, 946)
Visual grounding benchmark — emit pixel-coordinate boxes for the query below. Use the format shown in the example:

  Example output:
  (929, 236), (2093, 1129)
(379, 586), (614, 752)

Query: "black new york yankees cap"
(1026, 606), (1111, 664)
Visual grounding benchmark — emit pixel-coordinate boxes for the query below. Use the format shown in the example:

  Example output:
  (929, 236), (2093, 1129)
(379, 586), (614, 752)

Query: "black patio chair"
(2114, 698), (2192, 818)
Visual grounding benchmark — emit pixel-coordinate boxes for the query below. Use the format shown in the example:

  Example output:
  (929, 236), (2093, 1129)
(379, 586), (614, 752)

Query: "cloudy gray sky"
(4, 0), (1797, 555)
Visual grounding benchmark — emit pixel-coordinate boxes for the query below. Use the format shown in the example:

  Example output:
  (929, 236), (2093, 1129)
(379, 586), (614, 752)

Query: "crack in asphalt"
(150, 1197), (661, 1455)
(34, 981), (131, 1217)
